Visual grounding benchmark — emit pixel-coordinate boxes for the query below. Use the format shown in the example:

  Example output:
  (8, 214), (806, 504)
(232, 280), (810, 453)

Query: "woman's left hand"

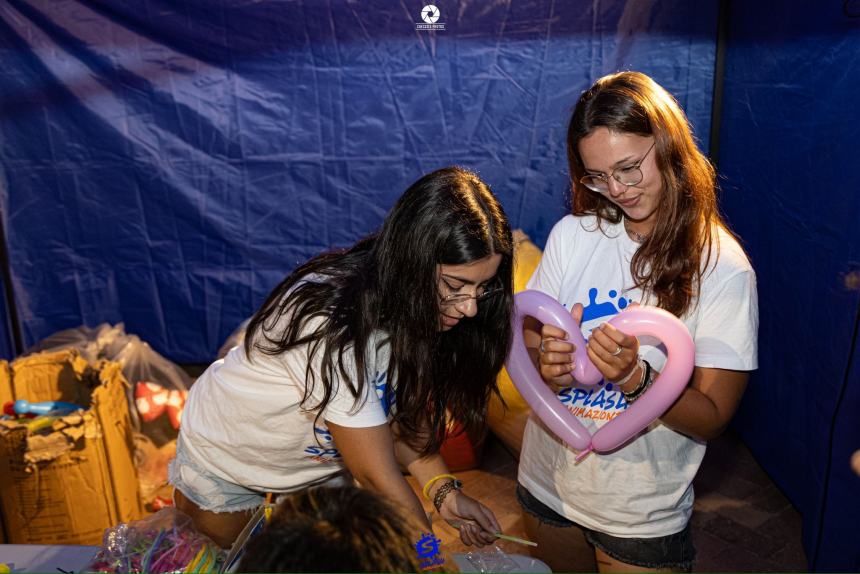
(439, 491), (501, 547)
(587, 321), (640, 384)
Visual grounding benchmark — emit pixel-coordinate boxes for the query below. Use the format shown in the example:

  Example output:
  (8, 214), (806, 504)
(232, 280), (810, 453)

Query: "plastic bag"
(87, 507), (223, 573)
(28, 322), (130, 363)
(463, 546), (519, 573)
(115, 335), (192, 395)
(27, 324), (191, 434)
(29, 323), (193, 504)
(133, 433), (177, 503)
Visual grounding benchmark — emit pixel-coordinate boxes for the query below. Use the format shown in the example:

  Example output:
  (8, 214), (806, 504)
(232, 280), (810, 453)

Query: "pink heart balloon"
(506, 290), (695, 457)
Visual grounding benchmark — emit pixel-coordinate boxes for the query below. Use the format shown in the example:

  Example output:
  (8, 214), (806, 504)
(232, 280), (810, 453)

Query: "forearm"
(655, 367), (749, 442)
(392, 430), (454, 505)
(658, 385), (730, 441)
(391, 426), (502, 547)
(327, 421), (431, 531)
(358, 468), (431, 531)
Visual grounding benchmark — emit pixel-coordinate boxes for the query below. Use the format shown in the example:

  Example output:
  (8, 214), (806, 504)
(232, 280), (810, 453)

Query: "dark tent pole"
(811, 289), (860, 570)
(0, 210), (24, 357)
(708, 0), (729, 168)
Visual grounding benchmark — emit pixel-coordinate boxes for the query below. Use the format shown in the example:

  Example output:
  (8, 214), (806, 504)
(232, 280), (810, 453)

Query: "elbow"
(696, 429), (723, 442)
(346, 460), (403, 494)
(666, 419), (729, 442)
(695, 419), (732, 442)
(348, 467), (383, 491)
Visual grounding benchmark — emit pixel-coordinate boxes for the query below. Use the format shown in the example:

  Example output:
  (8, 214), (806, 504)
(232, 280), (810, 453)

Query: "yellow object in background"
(488, 230), (543, 455)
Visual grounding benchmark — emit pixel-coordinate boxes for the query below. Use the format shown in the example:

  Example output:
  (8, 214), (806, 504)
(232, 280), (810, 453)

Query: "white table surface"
(0, 544), (99, 573)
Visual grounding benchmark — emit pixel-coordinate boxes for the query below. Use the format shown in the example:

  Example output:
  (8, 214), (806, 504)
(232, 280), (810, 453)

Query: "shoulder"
(698, 225), (757, 303)
(546, 214), (617, 245)
(703, 225), (754, 277)
(553, 213), (601, 234)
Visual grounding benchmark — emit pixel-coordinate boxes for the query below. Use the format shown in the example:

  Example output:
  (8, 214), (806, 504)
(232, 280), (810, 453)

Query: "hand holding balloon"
(538, 304), (643, 392)
(536, 303), (582, 392)
(585, 315), (643, 391)
(506, 290), (695, 456)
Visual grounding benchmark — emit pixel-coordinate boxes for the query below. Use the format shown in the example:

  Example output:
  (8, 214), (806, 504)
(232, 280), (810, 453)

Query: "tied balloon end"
(574, 445), (593, 463)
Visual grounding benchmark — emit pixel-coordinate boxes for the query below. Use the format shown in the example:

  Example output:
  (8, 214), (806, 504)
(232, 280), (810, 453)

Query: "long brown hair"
(237, 485), (427, 572)
(567, 71), (725, 317)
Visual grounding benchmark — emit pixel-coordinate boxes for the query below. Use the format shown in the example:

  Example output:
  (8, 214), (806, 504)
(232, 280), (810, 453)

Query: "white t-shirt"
(180, 304), (393, 493)
(518, 214), (758, 537)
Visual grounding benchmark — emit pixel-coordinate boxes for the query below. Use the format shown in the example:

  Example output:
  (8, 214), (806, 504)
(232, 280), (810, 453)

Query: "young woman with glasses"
(171, 166), (512, 549)
(518, 72), (759, 571)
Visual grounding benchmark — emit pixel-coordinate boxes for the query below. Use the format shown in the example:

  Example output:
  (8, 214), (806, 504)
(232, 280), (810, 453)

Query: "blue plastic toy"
(13, 399), (83, 416)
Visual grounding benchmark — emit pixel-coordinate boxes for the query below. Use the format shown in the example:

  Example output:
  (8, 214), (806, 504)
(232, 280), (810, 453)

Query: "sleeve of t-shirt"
(317, 343), (389, 428)
(526, 216), (573, 297)
(286, 318), (389, 429)
(693, 267), (759, 371)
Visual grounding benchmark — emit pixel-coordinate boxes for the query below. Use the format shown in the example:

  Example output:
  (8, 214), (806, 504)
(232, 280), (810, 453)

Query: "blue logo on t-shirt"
(313, 425), (333, 445)
(581, 287), (629, 323)
(374, 370), (394, 416)
(304, 425), (342, 462)
(557, 285), (632, 422)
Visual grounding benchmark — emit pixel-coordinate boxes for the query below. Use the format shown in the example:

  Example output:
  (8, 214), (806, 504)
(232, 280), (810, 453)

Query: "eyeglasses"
(579, 141), (656, 193)
(439, 278), (503, 307)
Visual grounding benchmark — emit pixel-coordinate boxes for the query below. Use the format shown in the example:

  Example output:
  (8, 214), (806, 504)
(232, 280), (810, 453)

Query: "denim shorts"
(169, 436), (353, 514)
(516, 484), (695, 571)
(168, 437), (266, 513)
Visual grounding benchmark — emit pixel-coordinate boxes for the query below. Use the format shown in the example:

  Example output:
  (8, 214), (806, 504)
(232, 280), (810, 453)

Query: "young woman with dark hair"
(171, 166), (512, 549)
(518, 72), (759, 572)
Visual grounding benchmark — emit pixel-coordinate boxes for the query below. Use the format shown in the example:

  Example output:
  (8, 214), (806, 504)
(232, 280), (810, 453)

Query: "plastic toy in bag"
(463, 545), (519, 573)
(136, 382), (188, 429)
(87, 507), (223, 573)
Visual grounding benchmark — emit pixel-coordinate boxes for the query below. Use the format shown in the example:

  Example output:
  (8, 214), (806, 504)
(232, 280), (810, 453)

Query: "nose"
(606, 176), (628, 198)
(454, 296), (479, 318)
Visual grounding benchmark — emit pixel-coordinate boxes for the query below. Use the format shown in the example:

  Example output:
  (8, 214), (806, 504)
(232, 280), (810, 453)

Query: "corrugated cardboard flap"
(0, 352), (142, 545)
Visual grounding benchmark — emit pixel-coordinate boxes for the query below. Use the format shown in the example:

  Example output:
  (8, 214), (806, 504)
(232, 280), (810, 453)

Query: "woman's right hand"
(538, 303), (584, 392)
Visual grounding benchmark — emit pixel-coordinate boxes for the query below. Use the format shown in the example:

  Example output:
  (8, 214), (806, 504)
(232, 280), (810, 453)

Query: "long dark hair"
(567, 71), (726, 317)
(244, 167), (513, 455)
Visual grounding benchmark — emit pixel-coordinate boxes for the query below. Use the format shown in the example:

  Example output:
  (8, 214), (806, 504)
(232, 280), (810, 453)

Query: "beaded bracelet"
(433, 478), (463, 512)
(613, 356), (644, 387)
(622, 359), (653, 404)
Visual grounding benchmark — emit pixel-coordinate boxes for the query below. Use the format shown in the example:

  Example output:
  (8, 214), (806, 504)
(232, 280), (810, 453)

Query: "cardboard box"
(0, 350), (142, 545)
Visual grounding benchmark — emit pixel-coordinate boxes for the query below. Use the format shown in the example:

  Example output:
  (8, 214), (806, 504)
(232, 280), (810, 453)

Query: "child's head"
(237, 485), (426, 573)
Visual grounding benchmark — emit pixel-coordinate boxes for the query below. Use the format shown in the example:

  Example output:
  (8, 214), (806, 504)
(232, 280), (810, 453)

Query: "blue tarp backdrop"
(0, 0), (718, 361)
(0, 0), (858, 570)
(718, 2), (860, 571)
